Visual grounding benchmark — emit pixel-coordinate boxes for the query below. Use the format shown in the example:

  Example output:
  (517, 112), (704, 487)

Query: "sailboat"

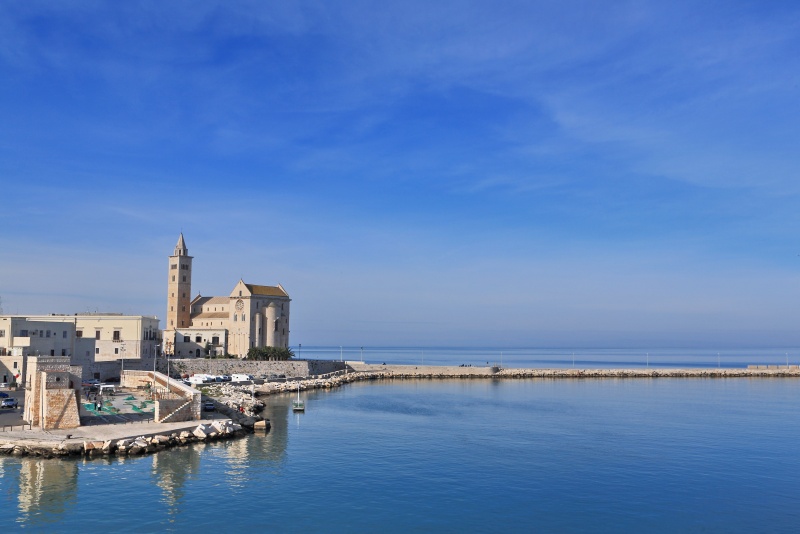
(292, 382), (305, 412)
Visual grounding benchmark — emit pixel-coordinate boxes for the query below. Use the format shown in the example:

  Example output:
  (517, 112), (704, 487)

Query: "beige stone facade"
(163, 234), (291, 358)
(24, 356), (82, 430)
(0, 314), (160, 385)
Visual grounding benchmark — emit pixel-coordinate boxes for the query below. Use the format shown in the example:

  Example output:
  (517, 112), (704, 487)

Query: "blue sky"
(2, 1), (800, 348)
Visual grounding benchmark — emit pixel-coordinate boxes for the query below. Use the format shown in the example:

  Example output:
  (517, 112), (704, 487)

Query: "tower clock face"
(235, 299), (244, 311)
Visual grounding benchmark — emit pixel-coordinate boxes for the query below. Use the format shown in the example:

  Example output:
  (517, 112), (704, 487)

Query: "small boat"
(292, 383), (305, 412)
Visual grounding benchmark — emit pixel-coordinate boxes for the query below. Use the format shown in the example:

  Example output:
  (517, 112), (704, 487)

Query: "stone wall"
(155, 398), (197, 423)
(121, 370), (201, 423)
(165, 359), (346, 378)
(42, 388), (80, 430)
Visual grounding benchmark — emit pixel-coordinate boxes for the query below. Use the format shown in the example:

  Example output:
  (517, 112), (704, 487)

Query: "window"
(182, 306), (185, 312)
(171, 306), (174, 311)
(50, 350), (55, 356)
(113, 330), (121, 341)
(233, 314), (237, 322)
(171, 264), (177, 270)
(61, 349), (66, 356)
(76, 330), (83, 338)
(95, 348), (100, 354)
(114, 348), (119, 355)
(183, 336), (190, 342)
(181, 264), (188, 270)
(0, 329), (4, 338)
(242, 314), (246, 321)
(182, 275), (186, 282)
(63, 331), (67, 338)
(195, 335), (202, 343)
(20, 330), (28, 337)
(239, 291), (242, 296)
(95, 330), (101, 340)
(46, 330), (51, 338)
(13, 361), (17, 369)
(212, 336), (219, 345)
(172, 275), (175, 282)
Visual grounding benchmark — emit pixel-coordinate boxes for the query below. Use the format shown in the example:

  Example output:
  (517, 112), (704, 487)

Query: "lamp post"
(154, 344), (160, 389)
(164, 340), (173, 395)
(120, 344), (126, 382)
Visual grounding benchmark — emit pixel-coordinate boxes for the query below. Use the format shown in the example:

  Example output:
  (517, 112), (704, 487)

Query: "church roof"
(245, 283), (289, 297)
(192, 312), (229, 320)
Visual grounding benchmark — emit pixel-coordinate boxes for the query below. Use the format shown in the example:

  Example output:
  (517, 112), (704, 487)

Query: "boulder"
(193, 425), (211, 440)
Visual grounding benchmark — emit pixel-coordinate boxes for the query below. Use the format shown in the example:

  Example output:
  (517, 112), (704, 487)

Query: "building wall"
(42, 386), (81, 430)
(24, 357), (82, 429)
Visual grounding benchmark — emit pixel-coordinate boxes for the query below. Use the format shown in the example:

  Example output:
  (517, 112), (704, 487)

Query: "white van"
(188, 375), (211, 385)
(98, 384), (116, 396)
(231, 374), (254, 382)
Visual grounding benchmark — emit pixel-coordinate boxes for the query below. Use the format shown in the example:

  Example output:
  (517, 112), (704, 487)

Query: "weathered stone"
(193, 425), (210, 439)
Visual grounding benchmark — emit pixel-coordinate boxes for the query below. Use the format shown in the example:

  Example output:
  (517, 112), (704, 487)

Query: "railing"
(2, 423), (32, 432)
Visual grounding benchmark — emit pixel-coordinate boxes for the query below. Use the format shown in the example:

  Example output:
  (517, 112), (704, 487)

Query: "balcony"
(12, 337), (31, 347)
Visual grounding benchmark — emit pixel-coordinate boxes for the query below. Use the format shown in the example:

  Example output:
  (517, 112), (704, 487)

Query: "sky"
(1, 1), (800, 348)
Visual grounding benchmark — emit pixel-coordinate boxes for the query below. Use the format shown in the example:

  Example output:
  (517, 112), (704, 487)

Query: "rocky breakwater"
(496, 367), (800, 378)
(201, 383), (270, 430)
(0, 420), (246, 459)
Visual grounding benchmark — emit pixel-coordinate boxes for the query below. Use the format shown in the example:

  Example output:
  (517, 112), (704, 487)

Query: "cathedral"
(164, 233), (291, 358)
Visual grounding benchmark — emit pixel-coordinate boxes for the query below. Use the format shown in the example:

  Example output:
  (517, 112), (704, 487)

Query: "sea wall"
(164, 359), (345, 378)
(0, 420), (248, 458)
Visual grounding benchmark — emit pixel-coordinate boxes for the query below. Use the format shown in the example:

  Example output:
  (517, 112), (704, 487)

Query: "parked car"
(0, 382), (8, 389)
(0, 392), (8, 398)
(1, 398), (18, 409)
(203, 401), (215, 412)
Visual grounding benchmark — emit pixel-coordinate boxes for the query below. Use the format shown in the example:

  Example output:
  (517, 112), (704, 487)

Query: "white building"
(0, 313), (160, 384)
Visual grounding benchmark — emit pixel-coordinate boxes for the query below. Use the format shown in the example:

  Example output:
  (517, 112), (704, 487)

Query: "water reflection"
(0, 456), (79, 526)
(0, 394), (305, 528)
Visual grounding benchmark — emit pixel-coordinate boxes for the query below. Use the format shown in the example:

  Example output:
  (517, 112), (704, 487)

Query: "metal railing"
(1, 423), (32, 432)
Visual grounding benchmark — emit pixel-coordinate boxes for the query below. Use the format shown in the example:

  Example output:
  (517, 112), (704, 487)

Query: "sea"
(2, 347), (800, 533)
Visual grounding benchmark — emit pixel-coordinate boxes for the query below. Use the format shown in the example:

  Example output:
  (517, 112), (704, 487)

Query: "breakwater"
(242, 365), (800, 399)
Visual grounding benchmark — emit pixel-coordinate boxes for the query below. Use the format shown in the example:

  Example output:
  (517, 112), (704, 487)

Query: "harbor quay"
(3, 363), (799, 460)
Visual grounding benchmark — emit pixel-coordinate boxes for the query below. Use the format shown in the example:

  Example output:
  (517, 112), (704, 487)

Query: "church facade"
(164, 234), (291, 358)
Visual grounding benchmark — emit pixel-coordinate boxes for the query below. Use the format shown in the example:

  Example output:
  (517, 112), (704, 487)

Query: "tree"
(245, 346), (295, 361)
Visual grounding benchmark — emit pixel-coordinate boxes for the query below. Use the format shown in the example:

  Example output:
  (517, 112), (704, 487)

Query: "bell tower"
(166, 233), (193, 332)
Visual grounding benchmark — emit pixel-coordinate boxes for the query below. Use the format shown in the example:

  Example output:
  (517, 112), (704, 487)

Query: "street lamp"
(120, 344), (126, 381)
(154, 344), (160, 389)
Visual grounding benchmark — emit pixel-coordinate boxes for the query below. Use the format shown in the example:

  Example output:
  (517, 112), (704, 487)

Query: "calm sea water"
(301, 346), (800, 369)
(2, 373), (800, 532)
